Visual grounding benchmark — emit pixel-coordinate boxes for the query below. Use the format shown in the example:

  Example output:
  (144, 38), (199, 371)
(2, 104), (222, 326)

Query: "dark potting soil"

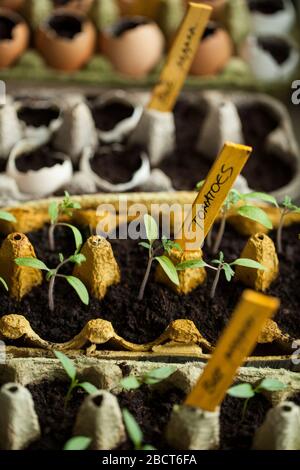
(159, 99), (293, 192)
(0, 17), (16, 41)
(90, 145), (143, 185)
(258, 37), (291, 65)
(26, 380), (86, 451)
(248, 0), (284, 14)
(16, 146), (63, 172)
(48, 15), (82, 40)
(24, 379), (271, 450)
(91, 101), (134, 131)
(0, 221), (299, 350)
(17, 106), (60, 128)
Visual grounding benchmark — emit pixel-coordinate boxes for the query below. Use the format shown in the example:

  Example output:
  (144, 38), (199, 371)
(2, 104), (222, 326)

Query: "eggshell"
(80, 145), (151, 192)
(16, 100), (62, 141)
(240, 35), (299, 83)
(248, 0), (296, 35)
(0, 8), (29, 69)
(0, 0), (25, 11)
(7, 139), (73, 197)
(189, 24), (233, 76)
(101, 17), (165, 77)
(52, 0), (94, 14)
(93, 90), (143, 143)
(36, 11), (96, 71)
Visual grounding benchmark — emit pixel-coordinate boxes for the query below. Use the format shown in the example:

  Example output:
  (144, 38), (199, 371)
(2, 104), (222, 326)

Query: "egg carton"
(0, 87), (299, 204)
(1, 355), (300, 450)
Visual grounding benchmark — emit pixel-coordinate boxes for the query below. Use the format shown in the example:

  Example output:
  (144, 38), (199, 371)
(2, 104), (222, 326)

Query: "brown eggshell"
(36, 11), (96, 71)
(52, 0), (94, 15)
(189, 25), (233, 76)
(0, 9), (29, 69)
(0, 0), (25, 11)
(101, 17), (165, 78)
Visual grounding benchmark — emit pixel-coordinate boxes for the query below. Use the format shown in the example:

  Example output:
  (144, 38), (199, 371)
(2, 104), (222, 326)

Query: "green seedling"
(0, 210), (16, 293)
(196, 184), (276, 254)
(138, 214), (182, 300)
(177, 251), (266, 299)
(54, 351), (98, 406)
(227, 378), (287, 419)
(122, 408), (156, 451)
(63, 436), (92, 451)
(15, 251), (89, 312)
(277, 196), (300, 254)
(48, 191), (81, 251)
(120, 366), (177, 390)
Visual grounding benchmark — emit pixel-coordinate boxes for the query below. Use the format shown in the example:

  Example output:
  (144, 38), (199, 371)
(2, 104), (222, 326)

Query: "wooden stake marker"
(185, 290), (280, 412)
(176, 142), (252, 250)
(148, 2), (212, 112)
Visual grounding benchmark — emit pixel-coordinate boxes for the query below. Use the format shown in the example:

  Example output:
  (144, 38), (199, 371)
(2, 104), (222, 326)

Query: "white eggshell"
(249, 0), (296, 35)
(80, 145), (150, 192)
(240, 35), (299, 82)
(94, 90), (143, 144)
(7, 139), (73, 197)
(16, 101), (63, 141)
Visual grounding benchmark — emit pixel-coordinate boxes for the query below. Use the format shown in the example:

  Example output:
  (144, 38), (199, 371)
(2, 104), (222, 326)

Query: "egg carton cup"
(0, 192), (300, 367)
(1, 356), (300, 450)
(1, 87), (299, 203)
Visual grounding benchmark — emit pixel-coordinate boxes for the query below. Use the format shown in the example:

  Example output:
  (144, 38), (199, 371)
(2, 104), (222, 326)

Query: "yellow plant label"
(148, 2), (212, 112)
(185, 290), (280, 412)
(175, 142), (252, 250)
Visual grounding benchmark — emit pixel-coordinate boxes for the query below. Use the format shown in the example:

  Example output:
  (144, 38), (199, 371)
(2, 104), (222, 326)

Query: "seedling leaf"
(15, 257), (49, 271)
(143, 214), (158, 243)
(243, 192), (278, 207)
(176, 259), (207, 271)
(79, 382), (98, 395)
(122, 409), (143, 449)
(69, 254), (86, 265)
(54, 351), (76, 381)
(120, 376), (141, 390)
(155, 256), (179, 286)
(139, 242), (151, 250)
(63, 436), (91, 451)
(223, 264), (235, 282)
(48, 201), (59, 224)
(144, 366), (177, 384)
(0, 211), (16, 223)
(238, 206), (273, 229)
(66, 276), (89, 306)
(227, 383), (255, 399)
(231, 259), (266, 270)
(257, 378), (287, 392)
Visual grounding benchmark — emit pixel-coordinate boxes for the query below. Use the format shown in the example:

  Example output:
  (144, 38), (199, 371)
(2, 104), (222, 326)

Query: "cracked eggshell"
(93, 90), (143, 143)
(0, 8), (29, 69)
(189, 23), (233, 76)
(101, 16), (165, 78)
(0, 96), (23, 159)
(80, 145), (150, 192)
(240, 35), (299, 82)
(248, 0), (296, 35)
(35, 10), (96, 71)
(16, 100), (62, 141)
(7, 139), (73, 197)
